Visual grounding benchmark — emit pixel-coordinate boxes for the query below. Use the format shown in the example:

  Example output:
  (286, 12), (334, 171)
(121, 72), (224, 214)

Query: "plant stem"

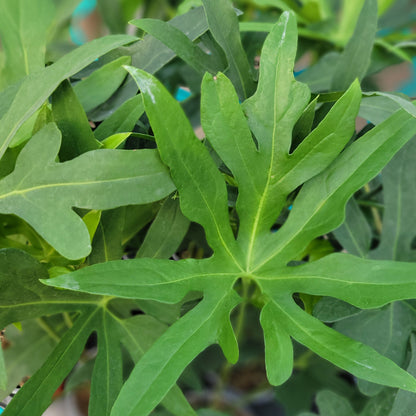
(36, 317), (61, 343)
(63, 312), (73, 329)
(364, 183), (383, 235)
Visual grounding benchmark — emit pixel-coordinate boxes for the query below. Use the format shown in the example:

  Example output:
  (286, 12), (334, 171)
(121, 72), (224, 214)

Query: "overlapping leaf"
(0, 123), (174, 259)
(0, 248), (195, 416)
(329, 130), (416, 395)
(45, 11), (416, 416)
(0, 34), (136, 160)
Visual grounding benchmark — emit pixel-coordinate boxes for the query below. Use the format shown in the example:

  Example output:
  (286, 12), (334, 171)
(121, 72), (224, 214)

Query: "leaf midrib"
(117, 292), (232, 416)
(251, 120), (410, 272)
(0, 175), (159, 201)
(245, 30), (286, 269)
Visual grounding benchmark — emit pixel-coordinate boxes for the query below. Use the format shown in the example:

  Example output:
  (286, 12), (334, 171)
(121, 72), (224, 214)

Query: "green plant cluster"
(1, 0), (416, 415)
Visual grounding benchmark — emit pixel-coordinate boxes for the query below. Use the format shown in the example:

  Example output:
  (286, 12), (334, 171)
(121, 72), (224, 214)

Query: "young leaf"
(51, 80), (101, 161)
(0, 124), (174, 259)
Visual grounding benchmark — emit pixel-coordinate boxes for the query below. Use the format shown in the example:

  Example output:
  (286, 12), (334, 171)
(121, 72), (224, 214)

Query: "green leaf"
(119, 315), (197, 416)
(129, 18), (221, 75)
(242, 12), (309, 160)
(110, 291), (239, 416)
(335, 301), (416, 396)
(85, 6), (209, 122)
(201, 0), (255, 99)
(136, 197), (190, 259)
(255, 108), (416, 269)
(51, 80), (101, 161)
(0, 0), (54, 87)
(88, 208), (125, 264)
(258, 253), (416, 312)
(240, 14), (360, 266)
(0, 123), (174, 259)
(94, 95), (144, 141)
(130, 7), (209, 75)
(298, 390), (357, 416)
(359, 95), (401, 124)
(389, 334), (416, 415)
(74, 56), (131, 113)
(296, 52), (339, 93)
(101, 133), (131, 149)
(89, 311), (123, 415)
(332, 199), (372, 257)
(260, 301), (293, 385)
(332, 0), (378, 90)
(263, 295), (416, 392)
(96, 0), (125, 33)
(3, 312), (98, 416)
(0, 34), (136, 161)
(371, 138), (416, 261)
(125, 66), (242, 264)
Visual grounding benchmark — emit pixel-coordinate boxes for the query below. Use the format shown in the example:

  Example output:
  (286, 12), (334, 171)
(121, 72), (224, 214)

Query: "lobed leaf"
(265, 295), (416, 392)
(255, 108), (416, 269)
(257, 253), (416, 309)
(0, 123), (174, 259)
(125, 66), (242, 264)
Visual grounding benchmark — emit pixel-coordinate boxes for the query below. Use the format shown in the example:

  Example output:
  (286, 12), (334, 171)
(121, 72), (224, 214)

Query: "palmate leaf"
(46, 11), (416, 416)
(0, 248), (195, 416)
(0, 123), (174, 260)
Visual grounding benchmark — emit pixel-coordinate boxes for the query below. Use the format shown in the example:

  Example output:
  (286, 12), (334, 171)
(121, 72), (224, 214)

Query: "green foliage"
(1, 1), (416, 415)
(44, 11), (416, 416)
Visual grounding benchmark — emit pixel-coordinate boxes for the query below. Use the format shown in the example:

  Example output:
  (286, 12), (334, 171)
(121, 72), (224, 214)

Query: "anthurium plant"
(1, 0), (416, 415)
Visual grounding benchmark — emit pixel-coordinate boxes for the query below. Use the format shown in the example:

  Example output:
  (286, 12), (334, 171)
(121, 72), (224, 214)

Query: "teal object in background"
(0, 407), (4, 414)
(174, 86), (192, 102)
(70, 0), (97, 45)
(73, 0), (97, 17)
(400, 57), (416, 98)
